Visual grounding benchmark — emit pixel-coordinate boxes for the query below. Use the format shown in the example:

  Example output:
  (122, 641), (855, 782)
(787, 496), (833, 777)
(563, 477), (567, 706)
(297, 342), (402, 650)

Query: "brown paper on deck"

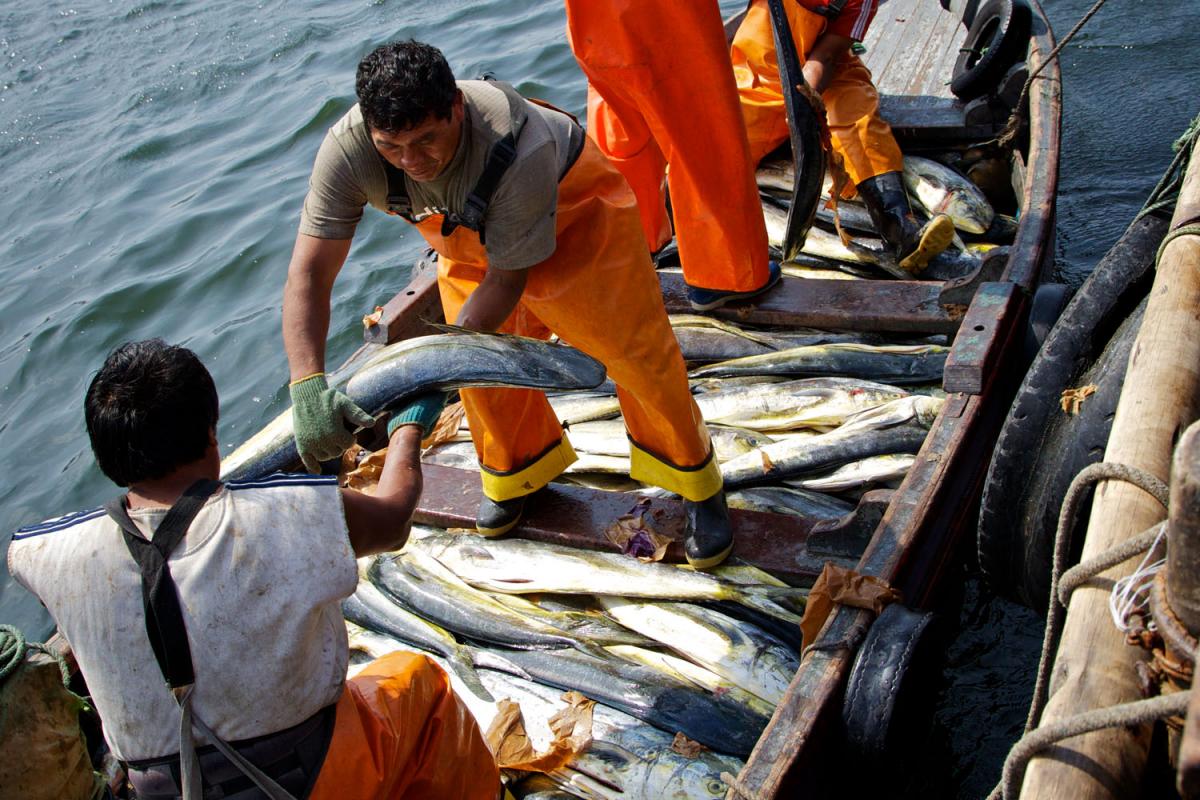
(799, 562), (902, 651)
(604, 497), (674, 562)
(484, 694), (594, 773)
(422, 401), (467, 448)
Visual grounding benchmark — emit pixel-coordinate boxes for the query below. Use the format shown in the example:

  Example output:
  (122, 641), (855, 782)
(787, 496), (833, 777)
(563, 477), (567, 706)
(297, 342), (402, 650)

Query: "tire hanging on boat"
(976, 208), (1167, 610)
(950, 0), (1033, 101)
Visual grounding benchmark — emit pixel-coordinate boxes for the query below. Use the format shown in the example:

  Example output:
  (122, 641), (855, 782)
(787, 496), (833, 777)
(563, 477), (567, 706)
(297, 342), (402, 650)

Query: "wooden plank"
(861, 0), (917, 90)
(943, 281), (1021, 394)
(1021, 136), (1200, 800)
(1005, 12), (1062, 291)
(733, 319), (1031, 797)
(363, 254), (444, 344)
(875, 0), (945, 99)
(658, 271), (963, 333)
(412, 463), (843, 586)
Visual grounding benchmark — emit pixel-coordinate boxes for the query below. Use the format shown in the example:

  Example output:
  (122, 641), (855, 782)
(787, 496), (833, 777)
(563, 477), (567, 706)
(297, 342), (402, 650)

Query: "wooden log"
(1021, 136), (1200, 800)
(1168, 422), (1200, 637)
(1178, 664), (1200, 797)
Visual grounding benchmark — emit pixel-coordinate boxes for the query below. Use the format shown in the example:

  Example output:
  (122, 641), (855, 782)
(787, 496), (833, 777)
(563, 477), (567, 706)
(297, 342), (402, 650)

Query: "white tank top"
(8, 473), (357, 762)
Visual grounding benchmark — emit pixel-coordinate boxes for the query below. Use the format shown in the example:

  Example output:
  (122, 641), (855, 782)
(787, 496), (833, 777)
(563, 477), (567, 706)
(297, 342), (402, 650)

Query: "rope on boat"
(1157, 224), (1200, 267)
(983, 462), (1170, 800)
(994, 690), (1191, 800)
(1138, 113), (1200, 221)
(990, 0), (1110, 150)
(0, 624), (72, 689)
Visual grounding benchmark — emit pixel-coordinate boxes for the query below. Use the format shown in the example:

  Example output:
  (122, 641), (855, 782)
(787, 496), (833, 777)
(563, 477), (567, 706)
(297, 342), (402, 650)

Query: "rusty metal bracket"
(937, 246), (1011, 308)
(806, 489), (894, 558)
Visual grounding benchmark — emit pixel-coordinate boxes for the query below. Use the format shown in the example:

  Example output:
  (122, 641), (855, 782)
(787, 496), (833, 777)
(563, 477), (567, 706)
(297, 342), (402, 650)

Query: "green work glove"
(387, 392), (448, 439)
(289, 373), (376, 473)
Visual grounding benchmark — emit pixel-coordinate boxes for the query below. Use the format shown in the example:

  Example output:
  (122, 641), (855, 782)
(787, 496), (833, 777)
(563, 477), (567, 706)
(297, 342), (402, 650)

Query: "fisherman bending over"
(283, 40), (735, 567)
(8, 340), (497, 799)
(731, 0), (955, 272)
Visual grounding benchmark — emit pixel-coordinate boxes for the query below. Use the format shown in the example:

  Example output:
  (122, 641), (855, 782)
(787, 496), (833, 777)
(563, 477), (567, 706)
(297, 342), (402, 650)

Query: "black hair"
(85, 339), (219, 487)
(355, 40), (458, 133)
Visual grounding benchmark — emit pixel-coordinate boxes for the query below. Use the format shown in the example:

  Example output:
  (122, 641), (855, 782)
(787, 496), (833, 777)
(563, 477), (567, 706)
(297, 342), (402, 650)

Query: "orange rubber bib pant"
(412, 138), (721, 504)
(308, 652), (498, 800)
(731, 0), (902, 187)
(564, 0), (770, 294)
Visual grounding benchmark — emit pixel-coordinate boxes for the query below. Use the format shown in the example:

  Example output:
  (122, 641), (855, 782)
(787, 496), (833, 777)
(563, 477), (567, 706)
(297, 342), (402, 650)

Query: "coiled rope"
(0, 624), (71, 689)
(991, 0), (1110, 150)
(1137, 113), (1200, 222)
(985, 462), (1170, 800)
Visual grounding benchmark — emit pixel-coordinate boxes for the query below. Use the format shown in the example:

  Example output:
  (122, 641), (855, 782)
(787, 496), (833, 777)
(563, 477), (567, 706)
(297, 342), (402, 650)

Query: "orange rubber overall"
(731, 0), (902, 187)
(413, 137), (721, 503)
(565, 0), (770, 293)
(307, 652), (499, 800)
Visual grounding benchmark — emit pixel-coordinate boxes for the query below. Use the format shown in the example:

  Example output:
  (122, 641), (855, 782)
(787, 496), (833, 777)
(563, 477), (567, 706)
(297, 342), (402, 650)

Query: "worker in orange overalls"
(283, 41), (735, 568)
(564, 1), (781, 311)
(732, 0), (954, 272)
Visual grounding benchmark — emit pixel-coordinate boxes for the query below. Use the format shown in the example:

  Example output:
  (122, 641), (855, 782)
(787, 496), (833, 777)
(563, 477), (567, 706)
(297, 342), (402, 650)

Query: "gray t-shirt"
(299, 80), (582, 271)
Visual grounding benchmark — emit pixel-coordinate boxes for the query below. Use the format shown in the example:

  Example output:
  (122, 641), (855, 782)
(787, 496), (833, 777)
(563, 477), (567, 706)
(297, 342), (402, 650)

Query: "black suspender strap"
(383, 160), (414, 220)
(439, 132), (518, 243)
(814, 0), (850, 19)
(105, 479), (221, 691)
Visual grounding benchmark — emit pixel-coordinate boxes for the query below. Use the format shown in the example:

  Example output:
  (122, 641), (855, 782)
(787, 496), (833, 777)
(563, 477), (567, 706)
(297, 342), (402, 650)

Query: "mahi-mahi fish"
(412, 534), (805, 624)
(691, 376), (909, 432)
(370, 548), (614, 657)
(903, 155), (995, 234)
(720, 395), (943, 488)
(221, 331), (607, 481)
(689, 343), (948, 385)
(597, 598), (800, 705)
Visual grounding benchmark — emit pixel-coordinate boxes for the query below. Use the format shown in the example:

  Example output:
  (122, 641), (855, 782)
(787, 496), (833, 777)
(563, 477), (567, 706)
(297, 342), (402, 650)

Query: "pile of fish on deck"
(341, 152), (1009, 800)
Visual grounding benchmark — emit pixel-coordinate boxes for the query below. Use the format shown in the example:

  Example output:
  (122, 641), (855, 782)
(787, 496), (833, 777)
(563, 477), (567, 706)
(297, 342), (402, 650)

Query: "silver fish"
(786, 453), (916, 492)
(413, 534), (806, 625)
(371, 549), (610, 656)
(689, 343), (948, 385)
(222, 332), (607, 481)
(720, 396), (943, 488)
(692, 376), (909, 432)
(597, 598), (799, 705)
(903, 155), (995, 234)
(726, 486), (854, 520)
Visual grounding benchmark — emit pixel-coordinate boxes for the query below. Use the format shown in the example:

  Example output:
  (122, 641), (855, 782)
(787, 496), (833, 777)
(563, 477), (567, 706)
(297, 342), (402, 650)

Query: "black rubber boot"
(683, 491), (734, 569)
(856, 171), (955, 274)
(476, 495), (527, 538)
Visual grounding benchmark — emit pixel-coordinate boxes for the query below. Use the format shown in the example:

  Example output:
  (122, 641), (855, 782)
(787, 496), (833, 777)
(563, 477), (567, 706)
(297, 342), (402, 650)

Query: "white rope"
(1107, 522), (1167, 634)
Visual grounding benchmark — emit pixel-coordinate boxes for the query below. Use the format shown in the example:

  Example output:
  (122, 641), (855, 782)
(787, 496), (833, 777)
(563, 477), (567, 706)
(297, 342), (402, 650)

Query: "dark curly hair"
(85, 339), (219, 487)
(356, 40), (458, 133)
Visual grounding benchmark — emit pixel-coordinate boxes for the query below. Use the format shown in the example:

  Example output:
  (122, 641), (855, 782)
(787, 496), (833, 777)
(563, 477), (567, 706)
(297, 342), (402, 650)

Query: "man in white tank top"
(8, 340), (499, 800)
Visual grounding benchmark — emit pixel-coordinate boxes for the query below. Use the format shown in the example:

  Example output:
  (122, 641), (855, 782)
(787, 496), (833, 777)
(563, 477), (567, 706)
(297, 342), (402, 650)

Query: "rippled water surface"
(1, 1), (1195, 795)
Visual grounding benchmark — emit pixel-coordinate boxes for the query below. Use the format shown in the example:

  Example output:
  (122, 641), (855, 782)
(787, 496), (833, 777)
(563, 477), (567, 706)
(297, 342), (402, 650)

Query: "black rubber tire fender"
(1023, 282), (1073, 362)
(977, 211), (1168, 609)
(951, 0), (1033, 101)
(841, 603), (940, 762)
(1006, 298), (1146, 610)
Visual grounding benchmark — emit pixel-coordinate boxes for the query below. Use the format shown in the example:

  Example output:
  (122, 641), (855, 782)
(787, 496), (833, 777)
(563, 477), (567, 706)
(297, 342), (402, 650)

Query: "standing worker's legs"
(307, 652), (499, 800)
(519, 141), (733, 567)
(436, 261), (577, 536)
(824, 59), (954, 272)
(731, 0), (952, 271)
(566, 0), (773, 307)
(585, 85), (673, 254)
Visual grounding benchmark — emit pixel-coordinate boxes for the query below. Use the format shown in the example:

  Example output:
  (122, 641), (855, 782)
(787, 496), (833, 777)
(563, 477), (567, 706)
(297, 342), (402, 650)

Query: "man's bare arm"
(341, 423), (423, 556)
(454, 265), (530, 332)
(282, 233), (354, 380)
(802, 33), (853, 94)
